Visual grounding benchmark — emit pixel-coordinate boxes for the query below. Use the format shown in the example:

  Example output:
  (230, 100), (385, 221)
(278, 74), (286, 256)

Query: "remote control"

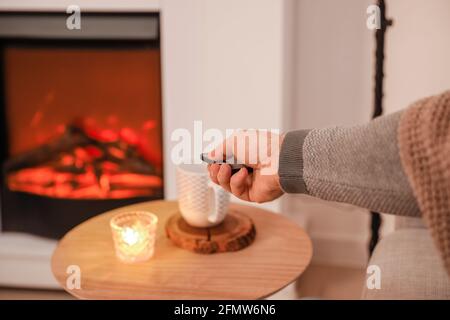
(200, 153), (253, 175)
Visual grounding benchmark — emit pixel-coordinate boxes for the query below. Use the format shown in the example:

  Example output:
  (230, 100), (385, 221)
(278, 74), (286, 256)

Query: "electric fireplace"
(0, 12), (164, 238)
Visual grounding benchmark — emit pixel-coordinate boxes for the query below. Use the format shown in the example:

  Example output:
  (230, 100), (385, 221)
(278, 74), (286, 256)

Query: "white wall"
(384, 0), (450, 112)
(289, 0), (374, 130)
(161, 0), (289, 212)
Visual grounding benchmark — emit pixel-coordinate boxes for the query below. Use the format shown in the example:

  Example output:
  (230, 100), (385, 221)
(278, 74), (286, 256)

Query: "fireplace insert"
(0, 12), (164, 238)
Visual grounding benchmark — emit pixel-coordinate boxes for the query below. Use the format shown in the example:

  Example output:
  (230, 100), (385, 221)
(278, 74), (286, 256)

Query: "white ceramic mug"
(176, 164), (230, 227)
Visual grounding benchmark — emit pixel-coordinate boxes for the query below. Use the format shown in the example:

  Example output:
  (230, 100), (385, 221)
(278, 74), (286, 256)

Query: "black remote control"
(200, 153), (253, 175)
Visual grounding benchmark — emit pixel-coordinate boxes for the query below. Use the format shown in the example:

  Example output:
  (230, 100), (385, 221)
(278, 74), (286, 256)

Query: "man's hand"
(207, 130), (284, 203)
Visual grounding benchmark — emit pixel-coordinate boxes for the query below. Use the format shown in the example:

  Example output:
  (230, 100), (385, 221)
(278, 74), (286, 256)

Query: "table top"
(51, 200), (312, 299)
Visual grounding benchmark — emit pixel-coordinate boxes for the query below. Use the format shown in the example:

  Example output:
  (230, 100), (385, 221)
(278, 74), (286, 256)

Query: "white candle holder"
(110, 211), (158, 263)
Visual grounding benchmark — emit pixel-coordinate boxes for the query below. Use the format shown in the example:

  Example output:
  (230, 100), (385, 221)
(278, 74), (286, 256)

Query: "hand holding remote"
(206, 130), (284, 203)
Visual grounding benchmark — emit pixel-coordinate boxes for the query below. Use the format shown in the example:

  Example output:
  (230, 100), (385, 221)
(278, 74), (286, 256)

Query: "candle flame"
(122, 227), (139, 246)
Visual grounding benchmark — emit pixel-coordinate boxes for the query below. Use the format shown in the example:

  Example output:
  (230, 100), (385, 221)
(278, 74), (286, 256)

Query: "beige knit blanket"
(399, 90), (450, 276)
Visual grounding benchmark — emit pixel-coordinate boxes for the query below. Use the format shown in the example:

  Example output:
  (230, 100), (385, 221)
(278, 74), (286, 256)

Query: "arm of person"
(279, 111), (420, 217)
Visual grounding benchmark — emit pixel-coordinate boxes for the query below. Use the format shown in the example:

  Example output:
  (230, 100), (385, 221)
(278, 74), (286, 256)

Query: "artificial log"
(4, 126), (91, 172)
(5, 121), (161, 199)
(8, 167), (162, 199)
(5, 124), (156, 175)
(165, 210), (256, 254)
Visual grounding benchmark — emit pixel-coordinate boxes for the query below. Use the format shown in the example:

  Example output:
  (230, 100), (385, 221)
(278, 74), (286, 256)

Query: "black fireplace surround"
(0, 12), (164, 239)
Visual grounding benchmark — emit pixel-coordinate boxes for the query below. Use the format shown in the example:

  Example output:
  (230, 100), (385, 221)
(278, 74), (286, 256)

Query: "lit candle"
(110, 211), (158, 263)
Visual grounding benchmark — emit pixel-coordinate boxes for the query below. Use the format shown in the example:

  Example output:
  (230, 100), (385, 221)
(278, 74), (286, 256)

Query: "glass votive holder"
(110, 211), (158, 263)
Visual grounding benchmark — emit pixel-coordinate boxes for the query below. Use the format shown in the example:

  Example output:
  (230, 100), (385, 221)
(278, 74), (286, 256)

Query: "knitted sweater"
(279, 91), (450, 275)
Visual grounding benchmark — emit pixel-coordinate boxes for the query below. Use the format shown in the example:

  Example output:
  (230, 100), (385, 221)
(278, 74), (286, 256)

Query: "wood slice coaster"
(165, 209), (256, 254)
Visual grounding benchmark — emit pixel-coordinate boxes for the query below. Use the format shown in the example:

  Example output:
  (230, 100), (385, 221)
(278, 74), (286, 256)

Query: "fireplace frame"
(0, 11), (165, 238)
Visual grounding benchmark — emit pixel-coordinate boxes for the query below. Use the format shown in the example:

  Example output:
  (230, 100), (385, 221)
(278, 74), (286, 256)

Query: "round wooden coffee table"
(51, 200), (312, 299)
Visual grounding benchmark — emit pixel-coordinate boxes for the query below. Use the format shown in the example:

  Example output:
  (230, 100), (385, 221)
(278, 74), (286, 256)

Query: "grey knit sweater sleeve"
(278, 111), (420, 217)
